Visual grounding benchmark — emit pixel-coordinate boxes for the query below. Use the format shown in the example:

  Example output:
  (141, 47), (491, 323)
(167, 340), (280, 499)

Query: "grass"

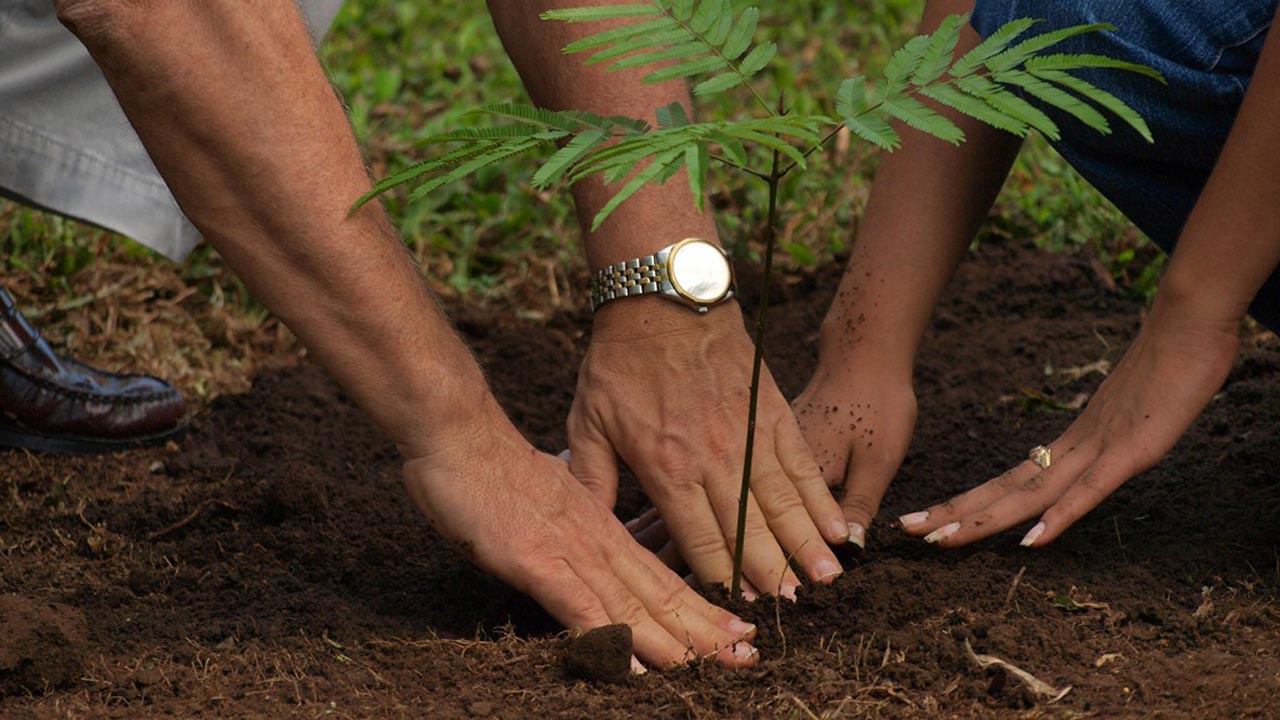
(0, 0), (1161, 392)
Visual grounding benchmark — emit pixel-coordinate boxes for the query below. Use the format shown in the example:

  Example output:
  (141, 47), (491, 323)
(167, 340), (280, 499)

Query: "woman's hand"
(792, 355), (917, 549)
(901, 291), (1240, 548)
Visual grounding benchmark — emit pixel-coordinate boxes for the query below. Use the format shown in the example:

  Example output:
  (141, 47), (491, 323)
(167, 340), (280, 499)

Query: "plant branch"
(730, 142), (782, 597)
(709, 152), (770, 180)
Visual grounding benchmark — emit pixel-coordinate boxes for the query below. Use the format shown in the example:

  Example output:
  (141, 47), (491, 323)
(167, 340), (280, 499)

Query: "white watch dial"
(669, 241), (732, 304)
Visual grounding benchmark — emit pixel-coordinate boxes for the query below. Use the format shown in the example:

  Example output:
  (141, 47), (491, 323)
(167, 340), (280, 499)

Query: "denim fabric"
(971, 0), (1279, 333)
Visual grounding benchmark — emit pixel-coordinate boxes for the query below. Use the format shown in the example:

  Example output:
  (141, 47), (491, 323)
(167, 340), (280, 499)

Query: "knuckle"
(681, 530), (728, 564)
(54, 0), (137, 37)
(1021, 472), (1047, 492)
(841, 492), (880, 520)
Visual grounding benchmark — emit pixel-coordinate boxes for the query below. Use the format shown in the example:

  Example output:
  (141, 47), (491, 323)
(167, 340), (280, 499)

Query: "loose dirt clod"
(0, 596), (89, 696)
(563, 624), (632, 684)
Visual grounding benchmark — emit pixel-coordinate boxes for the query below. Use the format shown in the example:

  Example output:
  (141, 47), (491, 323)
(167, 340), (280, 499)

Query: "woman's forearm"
(818, 0), (1022, 371)
(1158, 8), (1280, 324)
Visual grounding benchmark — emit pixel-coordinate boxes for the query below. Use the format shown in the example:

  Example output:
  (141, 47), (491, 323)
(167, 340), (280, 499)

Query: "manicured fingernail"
(848, 522), (866, 549)
(924, 521), (961, 544)
(780, 584), (798, 601)
(1020, 521), (1046, 547)
(899, 511), (930, 528)
(814, 557), (842, 582)
(728, 618), (756, 636)
(733, 642), (759, 661)
(630, 655), (648, 675)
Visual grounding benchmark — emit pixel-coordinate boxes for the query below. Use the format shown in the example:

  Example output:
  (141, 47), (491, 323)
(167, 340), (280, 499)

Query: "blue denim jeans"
(971, 0), (1279, 333)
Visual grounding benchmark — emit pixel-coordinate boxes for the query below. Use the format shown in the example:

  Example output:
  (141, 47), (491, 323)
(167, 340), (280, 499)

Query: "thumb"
(839, 453), (899, 549)
(565, 428), (621, 509)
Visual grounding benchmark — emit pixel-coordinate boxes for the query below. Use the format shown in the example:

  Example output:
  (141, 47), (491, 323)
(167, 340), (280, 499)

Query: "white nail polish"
(924, 521), (961, 544)
(1020, 521), (1046, 547)
(848, 522), (866, 549)
(899, 511), (930, 528)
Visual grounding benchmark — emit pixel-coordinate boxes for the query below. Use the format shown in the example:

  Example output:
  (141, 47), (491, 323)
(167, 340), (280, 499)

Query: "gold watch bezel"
(666, 238), (734, 306)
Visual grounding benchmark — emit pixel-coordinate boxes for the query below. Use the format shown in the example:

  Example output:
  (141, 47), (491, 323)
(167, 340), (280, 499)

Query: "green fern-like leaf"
(1032, 69), (1155, 142)
(532, 129), (611, 189)
(881, 96), (966, 145)
(918, 84), (1030, 136)
(1023, 53), (1167, 82)
(836, 77), (870, 118)
(686, 142), (710, 211)
(882, 34), (931, 90)
(912, 14), (967, 85)
(546, 0), (776, 105)
(539, 4), (661, 22)
(420, 126), (568, 143)
(592, 149), (686, 230)
(407, 139), (544, 203)
(957, 75), (1062, 140)
(950, 17), (1040, 76)
(985, 23), (1116, 72)
(994, 69), (1111, 135)
(844, 114), (900, 151)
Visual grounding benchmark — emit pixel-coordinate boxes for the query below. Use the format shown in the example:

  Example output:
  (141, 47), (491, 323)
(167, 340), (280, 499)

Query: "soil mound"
(0, 596), (88, 696)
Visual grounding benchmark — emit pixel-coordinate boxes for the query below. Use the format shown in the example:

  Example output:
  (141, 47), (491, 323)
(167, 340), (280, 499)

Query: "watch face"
(669, 240), (732, 304)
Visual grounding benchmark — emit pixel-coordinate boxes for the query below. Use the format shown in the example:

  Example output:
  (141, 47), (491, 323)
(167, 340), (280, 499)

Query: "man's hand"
(404, 406), (759, 670)
(567, 298), (851, 599)
(900, 291), (1240, 547)
(792, 353), (917, 549)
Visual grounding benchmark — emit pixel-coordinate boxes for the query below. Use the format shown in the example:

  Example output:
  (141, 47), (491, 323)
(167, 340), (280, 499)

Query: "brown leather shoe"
(0, 286), (186, 453)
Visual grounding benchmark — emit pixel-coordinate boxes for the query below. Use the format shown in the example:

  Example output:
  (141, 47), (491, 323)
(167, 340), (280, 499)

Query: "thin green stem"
(730, 143), (781, 598)
(709, 152), (770, 180)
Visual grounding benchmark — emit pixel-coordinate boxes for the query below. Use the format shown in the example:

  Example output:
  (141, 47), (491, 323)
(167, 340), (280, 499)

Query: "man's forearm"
(819, 0), (1021, 369)
(56, 0), (496, 457)
(487, 0), (720, 270)
(1159, 8), (1280, 323)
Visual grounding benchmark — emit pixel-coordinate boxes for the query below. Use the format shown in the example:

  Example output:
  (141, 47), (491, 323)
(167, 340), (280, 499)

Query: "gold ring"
(1029, 445), (1052, 469)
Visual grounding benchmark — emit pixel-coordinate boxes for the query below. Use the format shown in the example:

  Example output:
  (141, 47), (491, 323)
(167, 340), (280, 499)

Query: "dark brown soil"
(2, 238), (1279, 718)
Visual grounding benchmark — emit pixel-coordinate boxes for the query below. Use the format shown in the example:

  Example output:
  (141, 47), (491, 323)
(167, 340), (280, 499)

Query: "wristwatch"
(590, 238), (736, 313)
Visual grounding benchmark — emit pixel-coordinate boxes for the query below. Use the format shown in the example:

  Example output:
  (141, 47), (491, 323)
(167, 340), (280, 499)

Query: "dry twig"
(963, 639), (1071, 703)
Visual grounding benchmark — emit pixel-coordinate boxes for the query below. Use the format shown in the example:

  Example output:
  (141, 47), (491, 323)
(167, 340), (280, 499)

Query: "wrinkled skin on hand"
(402, 409), (758, 670)
(902, 296), (1240, 548)
(792, 353), (917, 549)
(566, 299), (851, 599)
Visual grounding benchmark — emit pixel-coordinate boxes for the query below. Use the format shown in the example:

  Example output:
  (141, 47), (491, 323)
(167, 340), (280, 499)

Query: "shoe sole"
(0, 422), (187, 455)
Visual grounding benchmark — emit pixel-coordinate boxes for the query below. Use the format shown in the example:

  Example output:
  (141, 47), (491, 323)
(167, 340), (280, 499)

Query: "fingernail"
(828, 518), (851, 542)
(780, 584), (798, 601)
(814, 557), (842, 582)
(1020, 521), (1046, 547)
(848, 522), (866, 549)
(741, 584), (760, 602)
(898, 511), (930, 528)
(924, 521), (961, 544)
(630, 655), (648, 675)
(732, 642), (759, 661)
(729, 618), (756, 636)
